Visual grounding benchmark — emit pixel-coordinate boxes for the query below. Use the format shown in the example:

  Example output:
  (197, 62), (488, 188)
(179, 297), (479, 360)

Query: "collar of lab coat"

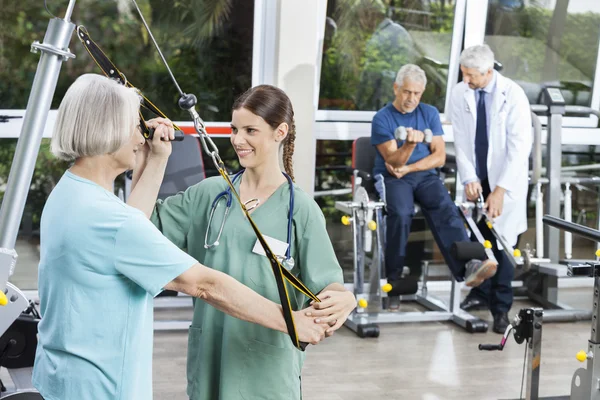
(463, 71), (509, 122)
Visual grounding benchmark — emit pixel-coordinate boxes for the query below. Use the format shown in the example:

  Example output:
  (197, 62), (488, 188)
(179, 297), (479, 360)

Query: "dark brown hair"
(232, 84), (296, 181)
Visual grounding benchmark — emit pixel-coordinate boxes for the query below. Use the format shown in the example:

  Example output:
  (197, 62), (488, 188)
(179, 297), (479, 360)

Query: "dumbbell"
(394, 126), (433, 144)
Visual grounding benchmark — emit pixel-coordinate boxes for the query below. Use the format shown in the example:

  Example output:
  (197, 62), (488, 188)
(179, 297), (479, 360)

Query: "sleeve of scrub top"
(297, 207), (344, 296)
(114, 211), (198, 297)
(150, 186), (196, 250)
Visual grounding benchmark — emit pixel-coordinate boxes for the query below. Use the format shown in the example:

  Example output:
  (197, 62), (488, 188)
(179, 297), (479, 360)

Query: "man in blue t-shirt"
(371, 64), (497, 296)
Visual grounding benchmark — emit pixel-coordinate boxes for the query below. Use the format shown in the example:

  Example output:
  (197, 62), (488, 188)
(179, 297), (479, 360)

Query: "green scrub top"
(151, 175), (344, 400)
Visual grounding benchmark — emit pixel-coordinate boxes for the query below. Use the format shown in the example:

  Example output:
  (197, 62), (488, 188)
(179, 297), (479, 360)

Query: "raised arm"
(128, 118), (175, 218)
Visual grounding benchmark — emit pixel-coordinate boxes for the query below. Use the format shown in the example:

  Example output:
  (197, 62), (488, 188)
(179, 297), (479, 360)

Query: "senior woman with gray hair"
(31, 73), (328, 400)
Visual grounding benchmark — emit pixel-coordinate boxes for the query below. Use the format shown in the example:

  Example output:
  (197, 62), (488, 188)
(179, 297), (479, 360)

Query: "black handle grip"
(173, 129), (185, 141)
(299, 341), (309, 351)
(478, 344), (502, 351)
(147, 127), (185, 142)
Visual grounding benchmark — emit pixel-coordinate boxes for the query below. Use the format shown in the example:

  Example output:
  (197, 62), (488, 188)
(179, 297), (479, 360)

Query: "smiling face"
(230, 107), (286, 170)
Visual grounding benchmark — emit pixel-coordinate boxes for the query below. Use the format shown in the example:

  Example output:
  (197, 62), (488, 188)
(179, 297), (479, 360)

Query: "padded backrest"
(352, 136), (377, 197)
(158, 135), (206, 200)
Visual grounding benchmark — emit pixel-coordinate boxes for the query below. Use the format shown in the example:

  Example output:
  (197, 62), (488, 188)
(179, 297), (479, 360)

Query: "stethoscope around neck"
(204, 169), (296, 270)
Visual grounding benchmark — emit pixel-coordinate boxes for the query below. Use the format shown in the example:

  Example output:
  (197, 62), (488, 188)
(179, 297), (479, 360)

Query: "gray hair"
(459, 44), (495, 74)
(51, 74), (142, 161)
(395, 64), (427, 87)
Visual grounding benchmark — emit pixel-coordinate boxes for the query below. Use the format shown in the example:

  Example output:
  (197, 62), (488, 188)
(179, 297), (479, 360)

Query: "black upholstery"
(158, 135), (206, 200)
(352, 137), (378, 197)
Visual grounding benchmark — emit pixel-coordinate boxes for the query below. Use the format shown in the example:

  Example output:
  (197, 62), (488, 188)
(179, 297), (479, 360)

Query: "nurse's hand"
(305, 291), (357, 336)
(146, 118), (175, 159)
(292, 310), (329, 345)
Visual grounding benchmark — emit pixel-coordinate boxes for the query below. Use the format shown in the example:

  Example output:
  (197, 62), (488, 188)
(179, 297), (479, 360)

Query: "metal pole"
(0, 8), (76, 296)
(597, 186), (600, 259)
(544, 112), (562, 263)
(564, 183), (572, 260)
(0, 15), (75, 252)
(530, 111), (542, 186)
(543, 215), (600, 243)
(536, 182), (544, 258)
(526, 309), (543, 400)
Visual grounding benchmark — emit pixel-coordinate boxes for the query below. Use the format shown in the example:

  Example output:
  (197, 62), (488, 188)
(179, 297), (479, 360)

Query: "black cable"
(129, 0), (185, 97)
(519, 339), (528, 400)
(44, 0), (56, 18)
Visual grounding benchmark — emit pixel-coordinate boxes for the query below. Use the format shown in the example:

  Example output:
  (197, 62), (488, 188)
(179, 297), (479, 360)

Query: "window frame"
(314, 0), (600, 129)
(0, 0), (271, 139)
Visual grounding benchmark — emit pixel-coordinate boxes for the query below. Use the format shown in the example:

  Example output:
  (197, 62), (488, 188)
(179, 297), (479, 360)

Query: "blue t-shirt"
(32, 171), (197, 400)
(370, 102), (444, 177)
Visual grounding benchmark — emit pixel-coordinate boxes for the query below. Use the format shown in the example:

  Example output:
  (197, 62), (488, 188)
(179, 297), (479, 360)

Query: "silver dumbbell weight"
(394, 126), (433, 143)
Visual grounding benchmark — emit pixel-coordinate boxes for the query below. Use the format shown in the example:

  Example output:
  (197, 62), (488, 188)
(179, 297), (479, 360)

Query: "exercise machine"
(336, 137), (490, 337)
(0, 1), (77, 397)
(519, 88), (600, 321)
(480, 214), (600, 400)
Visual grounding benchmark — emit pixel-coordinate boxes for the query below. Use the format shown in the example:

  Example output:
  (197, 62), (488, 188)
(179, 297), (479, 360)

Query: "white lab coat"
(449, 71), (533, 247)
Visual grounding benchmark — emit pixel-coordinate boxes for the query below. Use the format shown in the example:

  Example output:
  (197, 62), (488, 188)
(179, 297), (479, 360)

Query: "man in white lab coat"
(450, 44), (532, 333)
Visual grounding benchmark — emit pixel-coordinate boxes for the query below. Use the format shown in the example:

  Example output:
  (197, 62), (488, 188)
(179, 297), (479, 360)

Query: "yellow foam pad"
(576, 350), (587, 362)
(0, 291), (7, 306)
(484, 240), (492, 249)
(341, 215), (350, 226)
(358, 299), (368, 308)
(513, 249), (521, 257)
(382, 283), (392, 293)
(367, 220), (377, 231)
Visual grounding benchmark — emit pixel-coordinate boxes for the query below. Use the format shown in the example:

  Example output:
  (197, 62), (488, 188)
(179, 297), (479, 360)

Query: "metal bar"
(537, 176), (600, 185)
(543, 215), (600, 243)
(530, 112), (542, 186)
(597, 186), (600, 259)
(64, 0), (77, 21)
(0, 17), (75, 252)
(541, 309), (591, 322)
(526, 309), (543, 400)
(564, 183), (572, 260)
(536, 183), (544, 258)
(544, 113), (562, 263)
(592, 276), (600, 344)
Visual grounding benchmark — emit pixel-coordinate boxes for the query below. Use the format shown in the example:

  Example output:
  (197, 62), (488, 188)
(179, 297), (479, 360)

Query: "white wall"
(271, 0), (326, 196)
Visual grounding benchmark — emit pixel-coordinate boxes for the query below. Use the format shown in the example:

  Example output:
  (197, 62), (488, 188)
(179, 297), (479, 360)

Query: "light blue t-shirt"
(32, 171), (197, 400)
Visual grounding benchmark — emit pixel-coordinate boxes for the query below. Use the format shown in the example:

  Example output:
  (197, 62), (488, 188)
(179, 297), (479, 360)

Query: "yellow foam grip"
(513, 249), (521, 257)
(367, 220), (377, 231)
(0, 291), (7, 306)
(358, 299), (368, 308)
(382, 283), (392, 293)
(483, 240), (492, 249)
(576, 350), (588, 362)
(341, 215), (351, 226)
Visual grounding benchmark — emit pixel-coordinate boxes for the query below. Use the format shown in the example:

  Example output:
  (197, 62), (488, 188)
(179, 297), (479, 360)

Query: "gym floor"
(151, 288), (590, 400)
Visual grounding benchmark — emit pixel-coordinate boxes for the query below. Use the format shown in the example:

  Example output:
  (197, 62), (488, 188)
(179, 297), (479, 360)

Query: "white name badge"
(252, 235), (289, 258)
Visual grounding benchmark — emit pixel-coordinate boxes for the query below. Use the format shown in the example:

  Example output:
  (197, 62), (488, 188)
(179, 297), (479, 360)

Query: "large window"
(318, 0), (458, 114)
(0, 0), (254, 121)
(484, 0), (600, 109)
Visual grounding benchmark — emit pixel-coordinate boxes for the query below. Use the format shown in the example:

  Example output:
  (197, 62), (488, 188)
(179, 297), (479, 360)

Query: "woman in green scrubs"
(141, 85), (356, 399)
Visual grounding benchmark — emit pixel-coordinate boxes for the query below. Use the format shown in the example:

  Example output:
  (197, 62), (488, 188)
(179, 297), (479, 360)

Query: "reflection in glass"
(0, 0), (254, 122)
(319, 0), (456, 112)
(485, 0), (600, 107)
